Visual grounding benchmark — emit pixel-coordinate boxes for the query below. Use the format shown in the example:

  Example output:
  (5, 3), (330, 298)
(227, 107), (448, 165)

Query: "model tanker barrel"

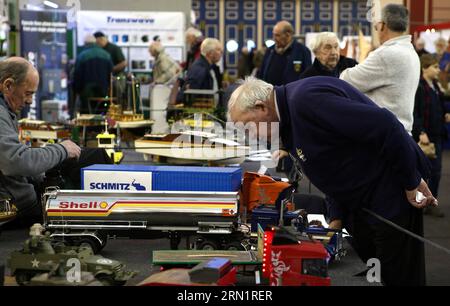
(42, 188), (240, 252)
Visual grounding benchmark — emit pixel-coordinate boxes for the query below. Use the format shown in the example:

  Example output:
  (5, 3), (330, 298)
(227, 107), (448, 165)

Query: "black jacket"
(185, 55), (222, 91)
(300, 56), (358, 79)
(413, 78), (448, 142)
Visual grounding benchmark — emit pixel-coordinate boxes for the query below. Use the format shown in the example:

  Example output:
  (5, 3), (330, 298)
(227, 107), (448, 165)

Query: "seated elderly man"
(300, 32), (358, 79)
(228, 76), (436, 286)
(0, 57), (113, 227)
(0, 57), (81, 225)
(149, 41), (181, 84)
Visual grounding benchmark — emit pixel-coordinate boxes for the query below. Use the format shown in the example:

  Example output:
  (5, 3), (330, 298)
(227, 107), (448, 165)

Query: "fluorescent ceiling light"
(43, 1), (59, 9)
(25, 4), (43, 10)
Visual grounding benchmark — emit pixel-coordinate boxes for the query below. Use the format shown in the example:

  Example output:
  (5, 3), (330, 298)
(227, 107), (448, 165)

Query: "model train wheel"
(197, 240), (219, 251)
(224, 241), (245, 251)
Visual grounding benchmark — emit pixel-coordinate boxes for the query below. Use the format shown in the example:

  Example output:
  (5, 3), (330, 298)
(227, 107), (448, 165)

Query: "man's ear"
(3, 78), (14, 91)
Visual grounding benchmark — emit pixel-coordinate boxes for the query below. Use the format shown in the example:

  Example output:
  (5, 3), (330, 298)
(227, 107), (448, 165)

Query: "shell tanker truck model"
(42, 172), (293, 253)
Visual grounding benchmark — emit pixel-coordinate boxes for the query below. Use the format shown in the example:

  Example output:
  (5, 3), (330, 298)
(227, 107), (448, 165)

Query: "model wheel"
(95, 274), (116, 286)
(77, 237), (103, 254)
(15, 270), (34, 286)
(197, 240), (219, 251)
(224, 241), (245, 251)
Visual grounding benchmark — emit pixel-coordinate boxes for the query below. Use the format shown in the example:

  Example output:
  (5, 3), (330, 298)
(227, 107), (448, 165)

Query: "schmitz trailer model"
(43, 188), (243, 253)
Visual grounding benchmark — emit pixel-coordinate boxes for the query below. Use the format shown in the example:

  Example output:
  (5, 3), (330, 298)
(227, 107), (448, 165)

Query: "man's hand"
(405, 179), (438, 209)
(445, 113), (450, 123)
(60, 140), (81, 160)
(272, 150), (289, 163)
(329, 219), (343, 230)
(419, 132), (430, 144)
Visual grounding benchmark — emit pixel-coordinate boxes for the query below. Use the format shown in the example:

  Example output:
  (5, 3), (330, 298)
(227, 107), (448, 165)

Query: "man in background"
(94, 31), (127, 75)
(340, 4), (420, 135)
(149, 41), (181, 85)
(73, 35), (113, 114)
(257, 20), (312, 86)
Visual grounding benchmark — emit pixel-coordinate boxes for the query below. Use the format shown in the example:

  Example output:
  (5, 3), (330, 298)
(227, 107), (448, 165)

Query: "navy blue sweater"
(258, 40), (312, 85)
(276, 77), (431, 222)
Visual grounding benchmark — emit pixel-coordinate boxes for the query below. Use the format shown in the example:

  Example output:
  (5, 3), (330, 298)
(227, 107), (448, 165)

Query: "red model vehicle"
(262, 226), (331, 286)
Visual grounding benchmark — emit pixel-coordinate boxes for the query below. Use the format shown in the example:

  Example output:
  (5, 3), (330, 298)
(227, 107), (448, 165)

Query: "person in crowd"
(415, 37), (429, 57)
(73, 35), (113, 114)
(250, 47), (267, 77)
(228, 76), (436, 286)
(413, 54), (450, 218)
(237, 47), (254, 79)
(183, 27), (204, 72)
(301, 32), (358, 79)
(436, 38), (450, 91)
(257, 20), (312, 86)
(341, 4), (420, 135)
(433, 37), (448, 62)
(182, 38), (223, 106)
(94, 31), (127, 75)
(149, 41), (181, 85)
(0, 57), (82, 225)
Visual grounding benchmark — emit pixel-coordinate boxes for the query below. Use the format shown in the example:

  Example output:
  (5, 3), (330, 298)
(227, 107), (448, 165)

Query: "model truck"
(42, 169), (345, 258)
(151, 225), (331, 286)
(263, 226), (331, 286)
(42, 169), (294, 253)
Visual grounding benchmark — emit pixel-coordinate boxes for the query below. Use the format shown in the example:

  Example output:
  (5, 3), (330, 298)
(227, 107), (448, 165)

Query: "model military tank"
(7, 224), (136, 286)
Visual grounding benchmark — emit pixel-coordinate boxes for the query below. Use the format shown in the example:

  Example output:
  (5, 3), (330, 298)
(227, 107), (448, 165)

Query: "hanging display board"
(76, 11), (185, 75)
(20, 10), (69, 120)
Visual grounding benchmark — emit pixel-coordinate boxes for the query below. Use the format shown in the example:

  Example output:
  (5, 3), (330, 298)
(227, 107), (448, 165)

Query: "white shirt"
(340, 35), (420, 134)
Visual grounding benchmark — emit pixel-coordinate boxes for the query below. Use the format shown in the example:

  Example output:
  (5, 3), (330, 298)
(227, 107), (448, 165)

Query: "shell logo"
(99, 202), (109, 209)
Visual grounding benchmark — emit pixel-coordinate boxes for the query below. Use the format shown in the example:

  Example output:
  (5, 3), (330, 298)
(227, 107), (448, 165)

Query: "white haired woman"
(300, 32), (358, 79)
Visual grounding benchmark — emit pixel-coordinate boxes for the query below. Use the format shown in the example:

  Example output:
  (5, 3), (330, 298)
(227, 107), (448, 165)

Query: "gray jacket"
(0, 94), (68, 212)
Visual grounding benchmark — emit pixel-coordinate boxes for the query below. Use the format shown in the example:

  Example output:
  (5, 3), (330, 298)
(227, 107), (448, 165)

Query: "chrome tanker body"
(42, 188), (242, 253)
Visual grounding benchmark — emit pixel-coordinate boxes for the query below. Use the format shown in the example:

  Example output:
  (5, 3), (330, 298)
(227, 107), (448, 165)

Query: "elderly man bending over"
(228, 76), (435, 286)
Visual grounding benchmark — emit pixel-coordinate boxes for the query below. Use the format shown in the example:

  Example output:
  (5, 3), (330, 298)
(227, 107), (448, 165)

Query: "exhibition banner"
(76, 11), (185, 47)
(20, 10), (69, 120)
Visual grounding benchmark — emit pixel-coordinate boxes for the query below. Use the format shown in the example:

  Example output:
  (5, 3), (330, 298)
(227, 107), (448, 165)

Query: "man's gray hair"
(311, 32), (339, 54)
(228, 76), (273, 113)
(186, 27), (203, 38)
(0, 58), (30, 85)
(201, 38), (222, 57)
(381, 4), (409, 33)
